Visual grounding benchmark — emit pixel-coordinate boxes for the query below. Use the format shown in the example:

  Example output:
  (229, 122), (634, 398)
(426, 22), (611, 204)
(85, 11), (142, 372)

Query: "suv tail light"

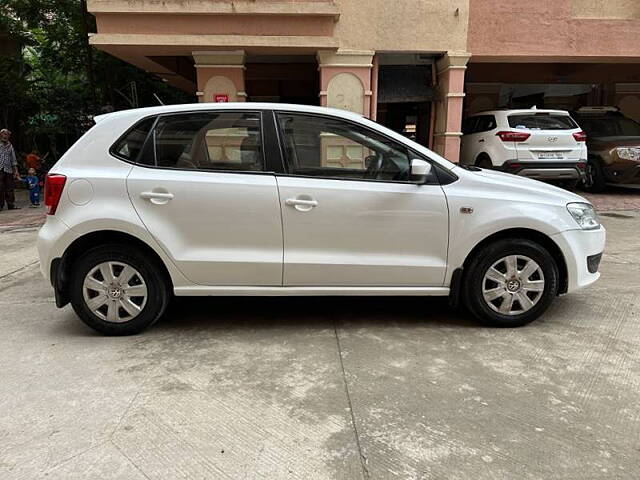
(44, 174), (67, 215)
(496, 131), (531, 142)
(573, 131), (587, 142)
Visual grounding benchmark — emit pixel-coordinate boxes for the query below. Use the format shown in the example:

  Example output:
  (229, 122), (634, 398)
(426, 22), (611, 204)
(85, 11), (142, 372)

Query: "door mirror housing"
(410, 159), (432, 183)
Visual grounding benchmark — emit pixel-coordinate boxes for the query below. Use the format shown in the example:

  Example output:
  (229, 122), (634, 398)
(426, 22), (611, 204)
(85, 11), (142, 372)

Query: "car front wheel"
(463, 238), (559, 327)
(70, 245), (169, 335)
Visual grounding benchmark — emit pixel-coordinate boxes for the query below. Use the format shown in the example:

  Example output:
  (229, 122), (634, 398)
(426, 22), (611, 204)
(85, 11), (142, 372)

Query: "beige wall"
(335, 0), (469, 52)
(572, 0), (640, 20)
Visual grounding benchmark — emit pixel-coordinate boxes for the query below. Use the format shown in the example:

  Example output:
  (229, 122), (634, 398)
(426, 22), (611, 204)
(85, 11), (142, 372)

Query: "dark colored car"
(572, 107), (640, 192)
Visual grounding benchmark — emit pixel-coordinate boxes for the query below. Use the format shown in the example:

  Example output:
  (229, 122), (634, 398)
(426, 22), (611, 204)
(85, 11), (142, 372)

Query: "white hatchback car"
(38, 103), (605, 335)
(460, 109), (588, 184)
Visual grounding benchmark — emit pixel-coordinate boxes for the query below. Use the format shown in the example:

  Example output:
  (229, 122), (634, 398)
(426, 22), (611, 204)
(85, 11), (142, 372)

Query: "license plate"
(538, 152), (564, 160)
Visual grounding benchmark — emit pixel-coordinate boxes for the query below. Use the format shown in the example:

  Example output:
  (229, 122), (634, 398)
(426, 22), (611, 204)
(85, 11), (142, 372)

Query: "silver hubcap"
(482, 255), (545, 316)
(82, 261), (148, 323)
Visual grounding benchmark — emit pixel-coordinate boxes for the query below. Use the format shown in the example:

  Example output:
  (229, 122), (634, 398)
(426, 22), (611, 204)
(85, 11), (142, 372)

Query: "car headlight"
(616, 147), (640, 161)
(567, 202), (600, 230)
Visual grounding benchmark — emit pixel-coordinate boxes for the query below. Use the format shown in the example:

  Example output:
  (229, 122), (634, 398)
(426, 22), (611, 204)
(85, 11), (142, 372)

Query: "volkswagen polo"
(38, 103), (605, 335)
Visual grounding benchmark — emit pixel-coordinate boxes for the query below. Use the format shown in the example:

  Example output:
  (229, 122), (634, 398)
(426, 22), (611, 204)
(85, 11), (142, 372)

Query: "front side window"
(141, 112), (263, 171)
(276, 113), (415, 182)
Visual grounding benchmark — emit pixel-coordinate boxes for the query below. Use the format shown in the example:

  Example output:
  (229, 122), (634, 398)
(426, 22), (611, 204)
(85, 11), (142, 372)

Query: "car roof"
(469, 109), (570, 117)
(93, 102), (365, 124)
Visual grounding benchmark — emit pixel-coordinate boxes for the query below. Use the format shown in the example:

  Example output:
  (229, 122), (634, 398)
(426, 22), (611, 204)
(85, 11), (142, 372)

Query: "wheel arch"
(461, 228), (569, 294)
(55, 230), (174, 307)
(475, 152), (492, 167)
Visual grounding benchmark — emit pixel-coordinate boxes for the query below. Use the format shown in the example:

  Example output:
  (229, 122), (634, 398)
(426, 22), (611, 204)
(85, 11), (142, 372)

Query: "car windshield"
(508, 114), (577, 130)
(577, 115), (640, 137)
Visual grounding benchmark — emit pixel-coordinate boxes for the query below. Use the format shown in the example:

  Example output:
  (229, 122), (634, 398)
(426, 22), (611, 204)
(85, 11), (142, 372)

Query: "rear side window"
(462, 117), (478, 134)
(508, 114), (577, 130)
(140, 111), (263, 171)
(462, 115), (495, 134)
(475, 115), (496, 133)
(112, 117), (155, 162)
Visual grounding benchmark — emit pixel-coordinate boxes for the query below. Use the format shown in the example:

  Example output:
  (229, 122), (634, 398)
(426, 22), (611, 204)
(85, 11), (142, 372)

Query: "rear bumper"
(551, 226), (606, 293)
(500, 160), (586, 181)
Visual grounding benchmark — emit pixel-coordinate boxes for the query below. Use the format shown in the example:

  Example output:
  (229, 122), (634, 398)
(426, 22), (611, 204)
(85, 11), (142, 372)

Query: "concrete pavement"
(1, 212), (639, 479)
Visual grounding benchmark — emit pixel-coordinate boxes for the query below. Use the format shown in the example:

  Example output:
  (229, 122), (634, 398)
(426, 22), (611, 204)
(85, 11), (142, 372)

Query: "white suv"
(460, 109), (588, 183)
(38, 103), (605, 335)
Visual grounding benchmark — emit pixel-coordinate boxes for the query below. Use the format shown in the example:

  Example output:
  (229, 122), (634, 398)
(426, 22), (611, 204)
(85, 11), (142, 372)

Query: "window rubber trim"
(109, 109), (275, 176)
(272, 110), (454, 186)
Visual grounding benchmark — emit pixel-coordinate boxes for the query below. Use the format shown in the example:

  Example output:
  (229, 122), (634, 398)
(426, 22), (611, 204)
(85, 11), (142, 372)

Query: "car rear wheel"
(581, 158), (606, 193)
(475, 155), (493, 169)
(70, 245), (169, 335)
(463, 238), (559, 327)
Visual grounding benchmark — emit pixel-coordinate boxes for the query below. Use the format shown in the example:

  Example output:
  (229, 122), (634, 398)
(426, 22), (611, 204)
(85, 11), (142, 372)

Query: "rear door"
(125, 110), (283, 286)
(507, 113), (582, 162)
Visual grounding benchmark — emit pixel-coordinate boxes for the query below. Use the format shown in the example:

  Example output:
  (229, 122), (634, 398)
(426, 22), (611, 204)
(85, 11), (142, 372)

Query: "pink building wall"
(468, 0), (640, 61)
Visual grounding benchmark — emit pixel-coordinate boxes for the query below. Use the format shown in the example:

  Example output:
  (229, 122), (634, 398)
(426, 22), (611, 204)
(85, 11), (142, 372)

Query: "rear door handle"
(140, 191), (174, 205)
(478, 139), (485, 143)
(285, 197), (318, 211)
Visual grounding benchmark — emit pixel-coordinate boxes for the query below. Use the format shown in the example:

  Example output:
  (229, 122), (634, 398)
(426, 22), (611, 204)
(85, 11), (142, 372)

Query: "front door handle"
(285, 197), (318, 211)
(478, 139), (485, 143)
(140, 191), (174, 204)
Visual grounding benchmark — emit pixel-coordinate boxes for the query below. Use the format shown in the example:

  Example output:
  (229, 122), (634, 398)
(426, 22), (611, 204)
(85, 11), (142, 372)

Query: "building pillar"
(317, 50), (375, 117)
(193, 50), (247, 103)
(433, 52), (471, 162)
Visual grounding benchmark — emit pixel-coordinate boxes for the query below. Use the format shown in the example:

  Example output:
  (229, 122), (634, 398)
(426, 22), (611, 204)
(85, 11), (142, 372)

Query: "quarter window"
(140, 112), (263, 171)
(112, 117), (155, 162)
(276, 113), (415, 182)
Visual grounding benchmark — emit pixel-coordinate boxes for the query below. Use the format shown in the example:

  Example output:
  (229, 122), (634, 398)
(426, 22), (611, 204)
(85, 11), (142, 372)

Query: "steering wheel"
(364, 154), (383, 179)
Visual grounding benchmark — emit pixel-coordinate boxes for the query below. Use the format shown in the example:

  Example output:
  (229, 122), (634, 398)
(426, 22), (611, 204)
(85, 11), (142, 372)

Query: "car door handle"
(285, 197), (318, 211)
(286, 198), (318, 207)
(478, 139), (485, 143)
(140, 191), (174, 200)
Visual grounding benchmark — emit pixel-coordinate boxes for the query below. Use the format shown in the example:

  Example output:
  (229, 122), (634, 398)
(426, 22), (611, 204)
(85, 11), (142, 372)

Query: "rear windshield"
(508, 114), (577, 130)
(576, 115), (640, 137)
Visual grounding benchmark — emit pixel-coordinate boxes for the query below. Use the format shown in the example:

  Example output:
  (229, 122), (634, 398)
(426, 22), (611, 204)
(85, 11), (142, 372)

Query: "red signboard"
(214, 94), (229, 103)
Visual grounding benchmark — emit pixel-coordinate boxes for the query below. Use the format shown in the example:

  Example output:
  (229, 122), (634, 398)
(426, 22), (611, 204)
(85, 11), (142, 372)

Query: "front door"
(274, 112), (449, 287)
(126, 110), (283, 286)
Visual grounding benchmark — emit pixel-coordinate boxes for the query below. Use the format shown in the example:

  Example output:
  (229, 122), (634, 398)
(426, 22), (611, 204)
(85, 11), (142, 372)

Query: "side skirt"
(174, 286), (450, 297)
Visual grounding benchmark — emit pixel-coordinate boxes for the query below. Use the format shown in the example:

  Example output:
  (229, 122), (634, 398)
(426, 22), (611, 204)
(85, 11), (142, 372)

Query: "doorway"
(245, 56), (319, 105)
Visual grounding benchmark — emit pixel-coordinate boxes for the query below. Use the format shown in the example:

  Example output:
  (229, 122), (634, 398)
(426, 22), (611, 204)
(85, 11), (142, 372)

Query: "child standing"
(24, 168), (41, 207)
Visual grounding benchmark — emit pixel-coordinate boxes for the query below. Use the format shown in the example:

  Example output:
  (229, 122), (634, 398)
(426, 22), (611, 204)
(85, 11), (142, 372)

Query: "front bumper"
(551, 226), (606, 293)
(500, 160), (586, 181)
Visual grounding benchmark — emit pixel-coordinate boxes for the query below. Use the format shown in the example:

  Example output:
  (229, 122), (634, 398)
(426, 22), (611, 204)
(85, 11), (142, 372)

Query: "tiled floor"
(582, 185), (640, 211)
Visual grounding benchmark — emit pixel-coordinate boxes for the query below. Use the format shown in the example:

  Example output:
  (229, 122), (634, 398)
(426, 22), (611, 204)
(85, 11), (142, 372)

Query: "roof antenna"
(531, 105), (537, 110)
(153, 93), (165, 106)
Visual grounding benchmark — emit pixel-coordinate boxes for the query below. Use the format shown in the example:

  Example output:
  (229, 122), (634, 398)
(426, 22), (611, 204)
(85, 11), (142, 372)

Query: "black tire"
(463, 238), (559, 328)
(475, 154), (493, 169)
(580, 158), (607, 193)
(70, 244), (169, 335)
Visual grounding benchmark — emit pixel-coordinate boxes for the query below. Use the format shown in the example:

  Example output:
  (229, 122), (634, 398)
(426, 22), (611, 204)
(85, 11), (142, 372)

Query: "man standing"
(0, 128), (21, 211)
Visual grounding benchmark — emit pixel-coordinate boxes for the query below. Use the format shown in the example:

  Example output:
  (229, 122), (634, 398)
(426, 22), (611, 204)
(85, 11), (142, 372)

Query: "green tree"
(0, 0), (192, 162)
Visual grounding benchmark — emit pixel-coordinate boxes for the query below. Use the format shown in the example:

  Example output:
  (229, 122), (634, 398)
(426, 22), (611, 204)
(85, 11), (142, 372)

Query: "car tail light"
(573, 131), (587, 142)
(44, 174), (67, 215)
(496, 131), (531, 142)
(577, 162), (587, 170)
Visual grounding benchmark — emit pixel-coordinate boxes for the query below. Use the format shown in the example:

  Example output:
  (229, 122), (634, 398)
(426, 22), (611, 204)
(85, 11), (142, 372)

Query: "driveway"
(1, 199), (639, 479)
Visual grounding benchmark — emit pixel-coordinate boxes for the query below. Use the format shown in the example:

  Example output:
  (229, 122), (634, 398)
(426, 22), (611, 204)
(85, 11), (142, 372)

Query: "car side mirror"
(410, 159), (432, 183)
